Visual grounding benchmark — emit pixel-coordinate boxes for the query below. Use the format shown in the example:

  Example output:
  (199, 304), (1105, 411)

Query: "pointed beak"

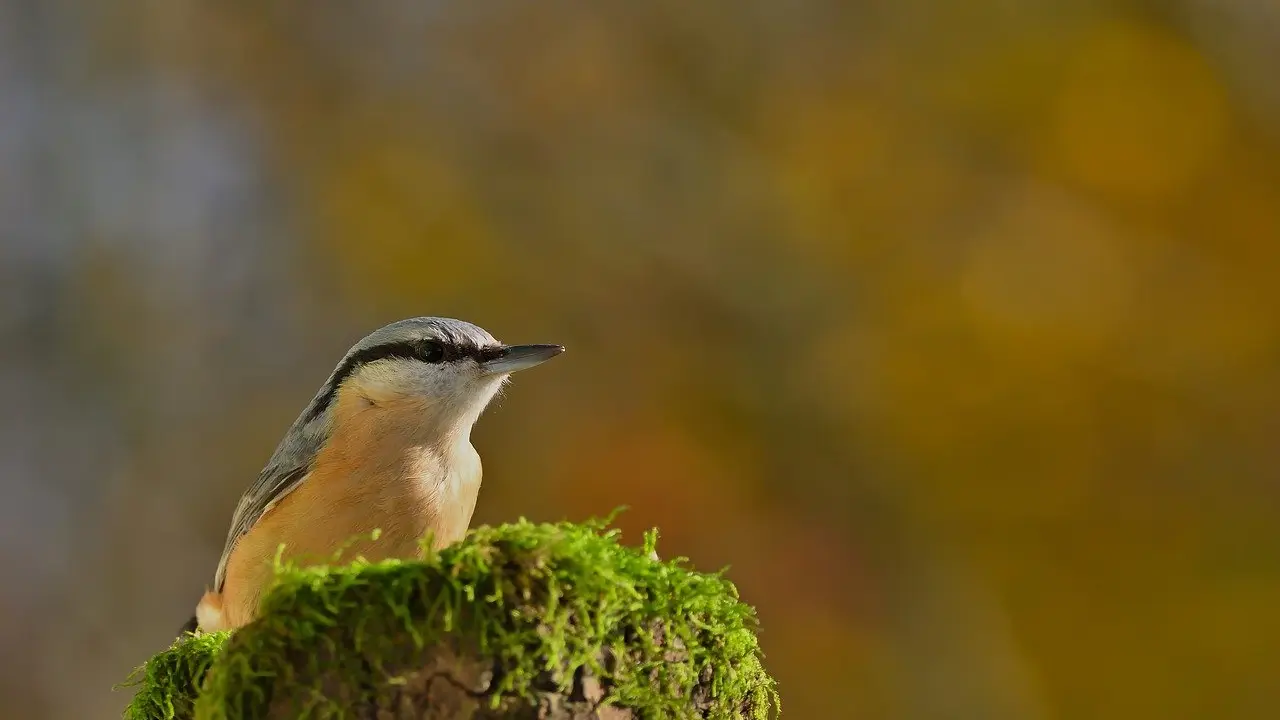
(480, 344), (564, 375)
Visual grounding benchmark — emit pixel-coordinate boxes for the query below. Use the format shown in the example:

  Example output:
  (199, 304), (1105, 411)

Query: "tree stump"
(123, 519), (778, 719)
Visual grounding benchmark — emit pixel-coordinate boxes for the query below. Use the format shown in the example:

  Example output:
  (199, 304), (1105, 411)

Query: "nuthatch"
(184, 317), (563, 633)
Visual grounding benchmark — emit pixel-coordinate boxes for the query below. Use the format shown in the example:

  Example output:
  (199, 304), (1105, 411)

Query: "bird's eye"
(418, 340), (445, 363)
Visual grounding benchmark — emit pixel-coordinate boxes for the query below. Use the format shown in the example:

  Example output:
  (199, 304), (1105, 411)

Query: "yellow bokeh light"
(1052, 21), (1228, 202)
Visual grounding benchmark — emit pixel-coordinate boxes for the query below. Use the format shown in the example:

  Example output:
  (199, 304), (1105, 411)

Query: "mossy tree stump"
(124, 519), (779, 719)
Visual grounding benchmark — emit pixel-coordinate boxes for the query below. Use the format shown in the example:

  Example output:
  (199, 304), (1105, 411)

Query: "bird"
(184, 317), (563, 634)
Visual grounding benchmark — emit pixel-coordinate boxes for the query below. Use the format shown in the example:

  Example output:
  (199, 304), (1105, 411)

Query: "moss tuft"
(124, 517), (779, 719)
(121, 630), (231, 720)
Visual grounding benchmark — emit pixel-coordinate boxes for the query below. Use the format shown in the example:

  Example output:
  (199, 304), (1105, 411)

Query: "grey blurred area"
(2, 1), (1280, 718)
(1, 4), (299, 716)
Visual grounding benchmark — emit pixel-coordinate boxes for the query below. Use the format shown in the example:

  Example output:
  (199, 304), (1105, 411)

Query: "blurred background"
(1, 1), (1278, 718)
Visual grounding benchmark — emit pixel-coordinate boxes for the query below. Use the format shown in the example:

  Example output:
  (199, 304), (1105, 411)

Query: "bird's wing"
(212, 464), (310, 592)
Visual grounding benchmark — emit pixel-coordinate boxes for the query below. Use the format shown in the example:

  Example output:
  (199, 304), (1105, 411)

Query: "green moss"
(121, 630), (231, 720)
(123, 517), (779, 719)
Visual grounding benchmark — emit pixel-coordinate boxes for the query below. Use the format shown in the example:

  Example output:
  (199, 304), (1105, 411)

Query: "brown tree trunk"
(246, 631), (742, 719)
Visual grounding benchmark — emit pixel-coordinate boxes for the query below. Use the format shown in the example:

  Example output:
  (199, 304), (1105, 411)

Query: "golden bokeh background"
(1, 2), (1277, 718)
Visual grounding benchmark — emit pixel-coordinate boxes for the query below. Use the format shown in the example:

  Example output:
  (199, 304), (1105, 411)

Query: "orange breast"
(209, 388), (483, 631)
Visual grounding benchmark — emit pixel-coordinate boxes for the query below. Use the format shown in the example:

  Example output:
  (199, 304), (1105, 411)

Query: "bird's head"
(300, 317), (563, 438)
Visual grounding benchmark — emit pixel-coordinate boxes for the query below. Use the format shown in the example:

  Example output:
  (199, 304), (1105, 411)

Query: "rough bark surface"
(360, 642), (633, 720)
(252, 629), (737, 719)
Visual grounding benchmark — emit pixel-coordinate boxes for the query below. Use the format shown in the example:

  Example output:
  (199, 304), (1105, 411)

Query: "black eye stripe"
(302, 339), (498, 422)
(343, 340), (491, 371)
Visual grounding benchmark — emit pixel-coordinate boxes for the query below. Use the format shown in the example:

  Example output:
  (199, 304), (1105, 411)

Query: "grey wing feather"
(212, 464), (310, 592)
(208, 330), (346, 592)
